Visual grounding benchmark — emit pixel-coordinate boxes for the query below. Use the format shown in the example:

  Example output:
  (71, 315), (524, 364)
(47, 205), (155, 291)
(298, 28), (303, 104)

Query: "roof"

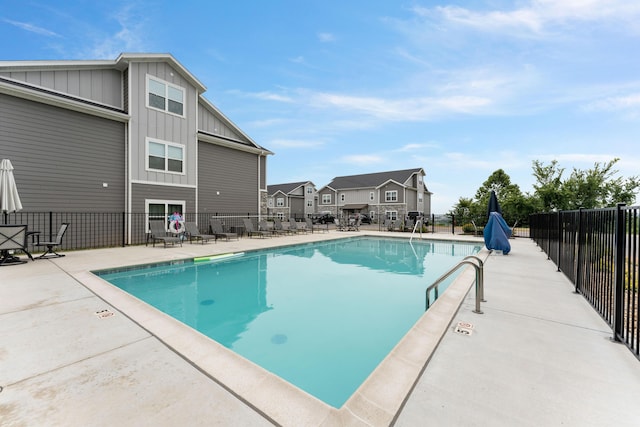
(325, 168), (425, 190)
(267, 181), (312, 195)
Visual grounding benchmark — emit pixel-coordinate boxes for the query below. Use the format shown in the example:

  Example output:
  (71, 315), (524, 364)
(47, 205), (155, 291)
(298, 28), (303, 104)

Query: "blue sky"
(2, 1), (639, 212)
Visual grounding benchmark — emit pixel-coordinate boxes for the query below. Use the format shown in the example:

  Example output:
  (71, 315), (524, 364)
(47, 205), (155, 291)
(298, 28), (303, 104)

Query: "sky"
(2, 1), (639, 213)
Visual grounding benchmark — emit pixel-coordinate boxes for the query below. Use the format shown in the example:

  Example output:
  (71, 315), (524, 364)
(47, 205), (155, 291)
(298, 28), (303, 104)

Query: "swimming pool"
(96, 236), (481, 408)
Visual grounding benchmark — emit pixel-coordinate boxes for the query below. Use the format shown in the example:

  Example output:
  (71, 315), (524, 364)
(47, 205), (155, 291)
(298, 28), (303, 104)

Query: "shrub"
(462, 223), (476, 234)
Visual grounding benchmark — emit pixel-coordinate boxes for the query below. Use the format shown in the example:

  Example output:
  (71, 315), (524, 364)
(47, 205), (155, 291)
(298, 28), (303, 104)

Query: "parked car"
(314, 214), (335, 224)
(349, 213), (371, 224)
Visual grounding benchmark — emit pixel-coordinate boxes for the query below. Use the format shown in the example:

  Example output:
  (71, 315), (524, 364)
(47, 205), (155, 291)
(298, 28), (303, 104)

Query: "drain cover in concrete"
(454, 321), (474, 336)
(95, 309), (115, 319)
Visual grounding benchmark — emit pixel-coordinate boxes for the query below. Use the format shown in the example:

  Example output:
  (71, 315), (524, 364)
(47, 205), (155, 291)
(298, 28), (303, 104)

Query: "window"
(322, 194), (331, 204)
(277, 212), (285, 220)
(147, 76), (185, 116)
(268, 199), (274, 207)
(147, 139), (184, 174)
(418, 194), (423, 203)
(146, 200), (185, 230)
(307, 186), (313, 194)
(369, 192), (374, 201)
(340, 194), (345, 202)
(385, 190), (398, 202)
(386, 211), (398, 221)
(307, 200), (313, 207)
(276, 197), (285, 207)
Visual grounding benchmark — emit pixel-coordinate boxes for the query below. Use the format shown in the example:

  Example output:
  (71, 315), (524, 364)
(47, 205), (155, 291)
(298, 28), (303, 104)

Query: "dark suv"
(314, 213), (335, 224)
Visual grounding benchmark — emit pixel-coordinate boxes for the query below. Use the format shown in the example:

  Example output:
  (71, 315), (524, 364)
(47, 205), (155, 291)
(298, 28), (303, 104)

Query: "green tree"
(532, 158), (639, 210)
(450, 169), (534, 226)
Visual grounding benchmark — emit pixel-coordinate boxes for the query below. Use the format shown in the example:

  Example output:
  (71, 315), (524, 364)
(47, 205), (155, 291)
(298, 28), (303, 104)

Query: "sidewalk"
(396, 238), (640, 426)
(1, 234), (639, 426)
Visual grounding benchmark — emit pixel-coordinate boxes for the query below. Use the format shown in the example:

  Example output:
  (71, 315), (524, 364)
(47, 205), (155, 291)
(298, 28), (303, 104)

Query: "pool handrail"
(425, 255), (485, 314)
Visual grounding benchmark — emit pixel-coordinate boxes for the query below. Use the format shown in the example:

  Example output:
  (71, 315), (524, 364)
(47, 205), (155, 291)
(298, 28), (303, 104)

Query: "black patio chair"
(0, 224), (32, 265)
(35, 223), (70, 259)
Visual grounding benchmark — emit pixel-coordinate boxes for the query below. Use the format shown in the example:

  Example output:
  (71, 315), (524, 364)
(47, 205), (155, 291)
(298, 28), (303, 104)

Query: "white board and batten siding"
(128, 61), (199, 187)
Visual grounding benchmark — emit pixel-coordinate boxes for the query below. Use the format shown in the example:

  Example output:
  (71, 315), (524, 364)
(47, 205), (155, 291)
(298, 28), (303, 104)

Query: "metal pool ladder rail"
(425, 255), (485, 314)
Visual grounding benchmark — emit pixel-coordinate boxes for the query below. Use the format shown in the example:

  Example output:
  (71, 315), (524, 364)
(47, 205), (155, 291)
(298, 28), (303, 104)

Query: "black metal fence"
(530, 205), (639, 359)
(3, 210), (532, 253)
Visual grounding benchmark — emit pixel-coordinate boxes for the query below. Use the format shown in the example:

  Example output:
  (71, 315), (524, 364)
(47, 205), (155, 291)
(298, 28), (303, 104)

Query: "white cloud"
(270, 139), (325, 149)
(318, 32), (336, 42)
(582, 93), (640, 112)
(3, 19), (61, 37)
(87, 4), (148, 58)
(414, 0), (640, 37)
(310, 92), (491, 120)
(339, 154), (385, 165)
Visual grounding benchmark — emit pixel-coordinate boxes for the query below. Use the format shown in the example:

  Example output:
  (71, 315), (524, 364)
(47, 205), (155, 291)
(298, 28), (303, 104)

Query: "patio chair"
(274, 219), (293, 235)
(0, 224), (31, 265)
(243, 218), (271, 238)
(305, 217), (328, 233)
(34, 223), (70, 258)
(347, 217), (361, 231)
(147, 220), (182, 248)
(335, 218), (346, 231)
(288, 218), (307, 234)
(260, 220), (283, 236)
(210, 219), (238, 241)
(184, 222), (216, 244)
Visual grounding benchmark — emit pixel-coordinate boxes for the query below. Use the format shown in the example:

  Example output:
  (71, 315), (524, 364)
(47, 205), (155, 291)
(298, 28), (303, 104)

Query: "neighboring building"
(0, 53), (272, 244)
(316, 168), (432, 222)
(266, 181), (317, 220)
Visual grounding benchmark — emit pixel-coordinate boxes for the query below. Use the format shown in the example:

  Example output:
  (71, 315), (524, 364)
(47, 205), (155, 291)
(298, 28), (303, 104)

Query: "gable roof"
(325, 168), (425, 190)
(267, 181), (312, 195)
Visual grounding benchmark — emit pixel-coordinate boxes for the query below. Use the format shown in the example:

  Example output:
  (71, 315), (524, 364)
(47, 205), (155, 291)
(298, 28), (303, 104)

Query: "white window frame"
(322, 194), (331, 204)
(145, 199), (186, 232)
(306, 200), (313, 207)
(386, 210), (398, 221)
(268, 198), (274, 207)
(146, 75), (185, 117)
(369, 191), (374, 201)
(276, 197), (285, 207)
(146, 138), (186, 175)
(385, 190), (398, 202)
(307, 186), (313, 194)
(277, 212), (285, 220)
(340, 193), (345, 202)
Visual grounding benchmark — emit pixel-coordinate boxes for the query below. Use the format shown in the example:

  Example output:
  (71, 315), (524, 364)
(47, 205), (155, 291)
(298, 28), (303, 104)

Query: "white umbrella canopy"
(0, 159), (23, 214)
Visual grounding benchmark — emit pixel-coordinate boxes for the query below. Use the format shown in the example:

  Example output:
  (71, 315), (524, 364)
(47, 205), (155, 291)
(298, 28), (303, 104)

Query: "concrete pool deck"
(1, 230), (639, 426)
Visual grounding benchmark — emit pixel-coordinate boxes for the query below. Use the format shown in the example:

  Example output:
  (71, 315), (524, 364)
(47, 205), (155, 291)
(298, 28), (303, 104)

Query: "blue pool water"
(96, 237), (481, 407)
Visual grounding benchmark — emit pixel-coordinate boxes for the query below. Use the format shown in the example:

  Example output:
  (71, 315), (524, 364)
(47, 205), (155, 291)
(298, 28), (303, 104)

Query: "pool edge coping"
(71, 233), (488, 426)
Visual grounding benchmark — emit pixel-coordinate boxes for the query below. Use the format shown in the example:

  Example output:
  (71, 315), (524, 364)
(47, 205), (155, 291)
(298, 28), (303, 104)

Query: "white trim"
(0, 79), (129, 122)
(198, 132), (271, 155)
(145, 137), (186, 175)
(131, 179), (196, 189)
(145, 199), (186, 232)
(145, 74), (186, 118)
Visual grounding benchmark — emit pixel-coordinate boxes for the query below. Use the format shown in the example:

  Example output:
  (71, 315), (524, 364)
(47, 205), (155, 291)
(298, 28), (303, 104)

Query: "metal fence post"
(451, 214), (455, 235)
(613, 203), (626, 342)
(574, 208), (583, 293)
(557, 211), (562, 272)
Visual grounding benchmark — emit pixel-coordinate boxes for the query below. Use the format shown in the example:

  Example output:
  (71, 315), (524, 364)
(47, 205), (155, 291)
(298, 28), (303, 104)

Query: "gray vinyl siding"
(0, 93), (125, 212)
(406, 190), (417, 211)
(290, 198), (305, 217)
(381, 182), (404, 204)
(0, 68), (123, 109)
(197, 141), (258, 213)
(128, 62), (198, 186)
(259, 156), (266, 190)
(130, 184), (196, 213)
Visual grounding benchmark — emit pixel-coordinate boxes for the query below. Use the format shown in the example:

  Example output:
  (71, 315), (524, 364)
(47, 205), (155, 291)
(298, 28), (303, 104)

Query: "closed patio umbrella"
(487, 190), (502, 218)
(0, 159), (23, 223)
